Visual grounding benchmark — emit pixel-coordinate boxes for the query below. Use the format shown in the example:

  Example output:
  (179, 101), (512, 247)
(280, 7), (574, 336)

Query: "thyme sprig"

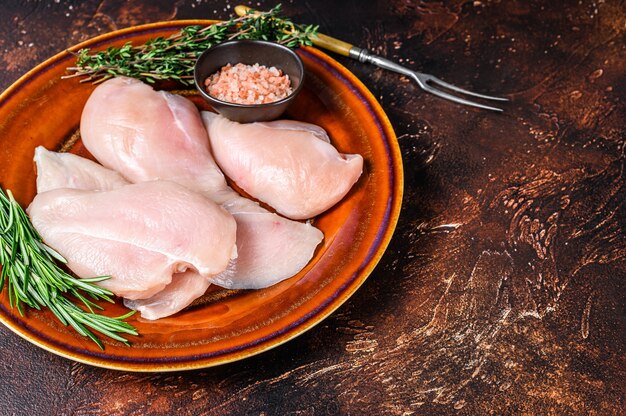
(0, 187), (138, 349)
(64, 4), (318, 85)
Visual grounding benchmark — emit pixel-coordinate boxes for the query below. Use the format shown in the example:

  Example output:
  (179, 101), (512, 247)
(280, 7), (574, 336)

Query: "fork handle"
(310, 33), (417, 79)
(310, 33), (354, 57)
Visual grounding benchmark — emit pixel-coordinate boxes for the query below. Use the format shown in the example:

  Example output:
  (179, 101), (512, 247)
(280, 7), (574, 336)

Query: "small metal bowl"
(194, 40), (305, 123)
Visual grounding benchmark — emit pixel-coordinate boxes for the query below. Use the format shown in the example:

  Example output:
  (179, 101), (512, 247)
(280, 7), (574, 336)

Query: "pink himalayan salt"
(204, 63), (293, 105)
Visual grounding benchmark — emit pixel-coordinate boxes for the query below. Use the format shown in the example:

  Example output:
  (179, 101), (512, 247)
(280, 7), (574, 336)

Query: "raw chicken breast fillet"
(28, 180), (237, 300)
(202, 112), (364, 220)
(80, 76), (226, 194)
(214, 195), (323, 289)
(34, 146), (128, 193)
(33, 147), (225, 319)
(80, 77), (323, 290)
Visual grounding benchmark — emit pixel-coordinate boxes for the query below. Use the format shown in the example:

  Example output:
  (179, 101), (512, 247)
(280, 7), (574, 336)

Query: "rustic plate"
(0, 20), (403, 371)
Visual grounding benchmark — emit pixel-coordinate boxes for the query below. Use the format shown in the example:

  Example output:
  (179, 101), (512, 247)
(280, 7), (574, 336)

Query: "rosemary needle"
(64, 4), (319, 85)
(0, 187), (138, 349)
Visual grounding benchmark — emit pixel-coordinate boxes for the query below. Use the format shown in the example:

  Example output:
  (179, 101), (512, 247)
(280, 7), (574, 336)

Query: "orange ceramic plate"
(0, 21), (403, 371)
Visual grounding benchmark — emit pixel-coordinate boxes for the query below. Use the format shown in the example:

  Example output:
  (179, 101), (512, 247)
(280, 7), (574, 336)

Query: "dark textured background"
(1, 0), (625, 414)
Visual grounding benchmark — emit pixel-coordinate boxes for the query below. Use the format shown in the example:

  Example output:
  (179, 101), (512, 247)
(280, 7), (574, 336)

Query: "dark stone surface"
(0, 0), (624, 414)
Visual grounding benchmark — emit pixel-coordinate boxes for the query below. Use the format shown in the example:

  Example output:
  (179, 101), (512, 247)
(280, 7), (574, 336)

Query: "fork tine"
(426, 75), (509, 102)
(421, 83), (505, 112)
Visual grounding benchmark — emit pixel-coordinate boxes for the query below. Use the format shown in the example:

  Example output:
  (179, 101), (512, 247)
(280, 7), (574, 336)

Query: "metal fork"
(235, 5), (509, 112)
(347, 47), (508, 112)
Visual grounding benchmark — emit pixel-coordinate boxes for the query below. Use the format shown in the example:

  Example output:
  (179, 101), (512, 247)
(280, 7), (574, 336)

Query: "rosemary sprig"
(0, 187), (138, 349)
(64, 4), (318, 85)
